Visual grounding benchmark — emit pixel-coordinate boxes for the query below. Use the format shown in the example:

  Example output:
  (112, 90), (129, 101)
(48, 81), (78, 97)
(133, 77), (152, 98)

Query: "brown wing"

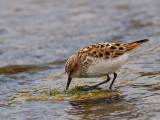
(76, 39), (149, 61)
(76, 42), (126, 61)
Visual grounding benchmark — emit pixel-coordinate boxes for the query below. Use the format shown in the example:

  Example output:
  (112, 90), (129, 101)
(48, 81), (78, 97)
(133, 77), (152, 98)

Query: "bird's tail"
(123, 39), (149, 51)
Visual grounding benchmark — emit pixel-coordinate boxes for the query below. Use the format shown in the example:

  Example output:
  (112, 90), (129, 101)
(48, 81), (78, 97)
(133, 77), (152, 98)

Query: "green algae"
(0, 65), (48, 75)
(20, 86), (122, 101)
(19, 94), (64, 101)
(68, 89), (122, 101)
(45, 86), (100, 96)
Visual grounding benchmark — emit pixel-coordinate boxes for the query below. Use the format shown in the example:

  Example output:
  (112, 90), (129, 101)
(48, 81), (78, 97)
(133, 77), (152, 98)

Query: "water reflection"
(68, 96), (136, 119)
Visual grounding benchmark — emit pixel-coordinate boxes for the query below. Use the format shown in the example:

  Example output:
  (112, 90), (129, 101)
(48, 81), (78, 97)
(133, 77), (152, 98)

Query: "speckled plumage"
(65, 39), (149, 90)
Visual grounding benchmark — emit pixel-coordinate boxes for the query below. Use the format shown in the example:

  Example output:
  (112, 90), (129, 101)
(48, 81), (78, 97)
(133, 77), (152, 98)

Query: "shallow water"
(0, 0), (160, 119)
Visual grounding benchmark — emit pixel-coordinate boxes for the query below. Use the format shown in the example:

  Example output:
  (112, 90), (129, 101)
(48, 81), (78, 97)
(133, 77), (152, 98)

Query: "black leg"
(66, 75), (72, 90)
(109, 72), (117, 89)
(90, 75), (110, 88)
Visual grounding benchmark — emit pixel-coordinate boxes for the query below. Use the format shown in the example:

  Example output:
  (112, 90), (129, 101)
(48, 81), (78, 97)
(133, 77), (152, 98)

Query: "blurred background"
(0, 0), (160, 119)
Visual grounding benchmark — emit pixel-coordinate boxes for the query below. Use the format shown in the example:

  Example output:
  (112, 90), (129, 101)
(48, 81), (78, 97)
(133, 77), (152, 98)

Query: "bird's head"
(65, 54), (79, 77)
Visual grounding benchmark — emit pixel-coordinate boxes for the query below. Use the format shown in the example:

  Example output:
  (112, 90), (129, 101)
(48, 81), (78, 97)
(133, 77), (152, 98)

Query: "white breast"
(86, 52), (132, 77)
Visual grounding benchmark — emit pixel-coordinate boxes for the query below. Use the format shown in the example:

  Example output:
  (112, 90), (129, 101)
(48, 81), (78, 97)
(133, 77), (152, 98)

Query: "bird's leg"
(109, 72), (117, 89)
(66, 75), (72, 90)
(90, 75), (110, 89)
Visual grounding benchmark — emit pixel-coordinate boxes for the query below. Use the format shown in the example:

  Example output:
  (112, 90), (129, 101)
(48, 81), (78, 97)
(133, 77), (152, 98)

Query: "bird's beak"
(66, 75), (72, 90)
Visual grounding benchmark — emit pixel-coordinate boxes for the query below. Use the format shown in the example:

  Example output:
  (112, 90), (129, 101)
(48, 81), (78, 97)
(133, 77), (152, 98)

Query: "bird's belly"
(86, 53), (130, 77)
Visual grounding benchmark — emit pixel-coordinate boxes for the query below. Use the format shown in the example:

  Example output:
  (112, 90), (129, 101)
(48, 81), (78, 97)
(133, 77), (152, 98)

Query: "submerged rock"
(19, 86), (122, 101)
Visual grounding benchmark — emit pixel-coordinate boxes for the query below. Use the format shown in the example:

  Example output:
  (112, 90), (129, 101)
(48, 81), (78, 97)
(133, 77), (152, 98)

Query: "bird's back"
(76, 39), (149, 62)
